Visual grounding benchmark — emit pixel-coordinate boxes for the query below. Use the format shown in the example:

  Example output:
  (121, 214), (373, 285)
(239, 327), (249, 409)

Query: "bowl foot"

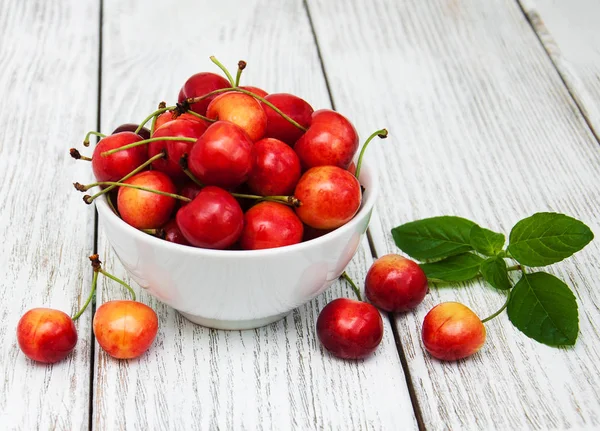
(179, 310), (290, 330)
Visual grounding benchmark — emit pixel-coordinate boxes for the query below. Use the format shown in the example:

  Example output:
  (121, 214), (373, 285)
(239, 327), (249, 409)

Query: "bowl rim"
(95, 159), (379, 258)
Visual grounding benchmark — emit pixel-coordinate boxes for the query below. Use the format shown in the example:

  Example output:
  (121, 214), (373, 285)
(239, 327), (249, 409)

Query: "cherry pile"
(71, 57), (387, 251)
(21, 57), (474, 366)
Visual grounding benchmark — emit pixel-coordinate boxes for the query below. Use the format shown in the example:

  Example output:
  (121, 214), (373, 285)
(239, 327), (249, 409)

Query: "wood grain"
(94, 0), (417, 429)
(0, 0), (98, 429)
(519, 0), (600, 141)
(306, 0), (600, 429)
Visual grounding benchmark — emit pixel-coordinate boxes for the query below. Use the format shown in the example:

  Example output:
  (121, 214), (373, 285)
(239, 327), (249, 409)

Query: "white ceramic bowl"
(95, 160), (378, 330)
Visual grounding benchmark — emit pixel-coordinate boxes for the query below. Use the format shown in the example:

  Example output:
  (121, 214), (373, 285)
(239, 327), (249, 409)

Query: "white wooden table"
(2, 0), (600, 429)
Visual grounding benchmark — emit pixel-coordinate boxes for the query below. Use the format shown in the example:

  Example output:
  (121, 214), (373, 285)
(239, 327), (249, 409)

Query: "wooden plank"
(519, 0), (600, 141)
(93, 0), (418, 429)
(0, 0), (99, 429)
(305, 0), (600, 429)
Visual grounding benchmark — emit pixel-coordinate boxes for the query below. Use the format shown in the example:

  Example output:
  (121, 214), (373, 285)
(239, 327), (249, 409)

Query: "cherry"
(294, 165), (361, 230)
(92, 132), (148, 183)
(93, 300), (159, 359)
(176, 186), (244, 249)
(162, 219), (191, 246)
(422, 302), (486, 361)
(247, 138), (301, 196)
(240, 86), (268, 98)
(178, 182), (202, 205)
(117, 171), (177, 229)
(178, 72), (231, 115)
(147, 119), (207, 180)
(294, 109), (359, 170)
(17, 308), (78, 363)
(316, 298), (383, 359)
(206, 92), (267, 141)
(188, 121), (253, 189)
(240, 201), (304, 250)
(112, 123), (151, 140)
(365, 255), (428, 312)
(302, 225), (333, 242)
(263, 93), (313, 145)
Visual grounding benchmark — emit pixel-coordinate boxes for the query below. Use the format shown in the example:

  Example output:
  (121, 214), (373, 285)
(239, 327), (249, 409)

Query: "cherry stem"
(210, 55), (235, 87)
(72, 270), (98, 321)
(84, 182), (191, 204)
(70, 148), (92, 161)
(76, 151), (165, 203)
(83, 131), (106, 147)
(185, 109), (216, 123)
(185, 87), (307, 132)
(101, 136), (196, 156)
(481, 290), (512, 324)
(72, 254), (137, 320)
(179, 155), (204, 187)
(135, 106), (176, 134)
(340, 272), (363, 301)
(90, 172), (300, 207)
(354, 128), (388, 179)
(98, 269), (136, 301)
(232, 192), (301, 207)
(150, 102), (167, 136)
(235, 60), (246, 87)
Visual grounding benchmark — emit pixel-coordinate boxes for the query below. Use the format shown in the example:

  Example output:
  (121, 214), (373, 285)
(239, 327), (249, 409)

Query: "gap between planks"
(88, 0), (104, 428)
(515, 0), (600, 144)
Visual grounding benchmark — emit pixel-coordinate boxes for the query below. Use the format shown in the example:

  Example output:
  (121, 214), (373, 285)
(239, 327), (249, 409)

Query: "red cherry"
(294, 166), (361, 230)
(178, 182), (202, 205)
(92, 132), (147, 183)
(178, 72), (231, 115)
(263, 93), (313, 145)
(117, 171), (177, 229)
(93, 300), (158, 359)
(188, 121), (253, 189)
(240, 202), (304, 250)
(316, 298), (383, 359)
(17, 308), (78, 363)
(239, 86), (268, 98)
(294, 109), (359, 170)
(365, 255), (428, 312)
(302, 225), (333, 242)
(206, 92), (267, 141)
(147, 119), (207, 180)
(176, 186), (243, 249)
(422, 302), (486, 361)
(112, 123), (151, 140)
(247, 138), (301, 196)
(162, 219), (191, 246)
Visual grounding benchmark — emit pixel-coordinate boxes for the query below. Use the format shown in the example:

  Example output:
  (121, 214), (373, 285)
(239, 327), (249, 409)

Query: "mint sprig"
(391, 212), (593, 347)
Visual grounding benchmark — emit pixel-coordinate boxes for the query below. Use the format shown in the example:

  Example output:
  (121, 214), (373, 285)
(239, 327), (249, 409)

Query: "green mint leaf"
(470, 225), (505, 256)
(508, 213), (594, 267)
(507, 272), (578, 346)
(391, 216), (477, 261)
(480, 256), (511, 290)
(419, 253), (483, 282)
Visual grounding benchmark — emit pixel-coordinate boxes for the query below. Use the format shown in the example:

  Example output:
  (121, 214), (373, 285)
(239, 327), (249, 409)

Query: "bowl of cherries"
(73, 57), (386, 330)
